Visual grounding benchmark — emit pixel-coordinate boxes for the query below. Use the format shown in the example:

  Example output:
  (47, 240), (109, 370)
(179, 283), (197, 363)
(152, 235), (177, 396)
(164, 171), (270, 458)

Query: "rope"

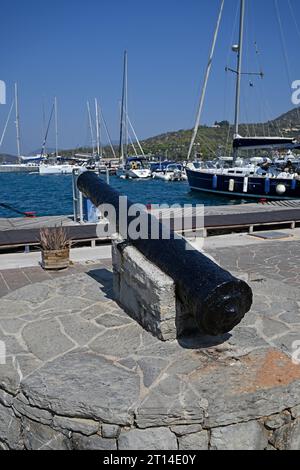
(274, 0), (300, 124)
(41, 103), (55, 157)
(223, 1), (240, 156)
(287, 0), (300, 41)
(0, 100), (15, 147)
(187, 0), (225, 160)
(0, 203), (36, 217)
(223, 1), (240, 128)
(225, 123), (233, 156)
(274, 0), (292, 85)
(196, 133), (219, 159)
(99, 107), (117, 159)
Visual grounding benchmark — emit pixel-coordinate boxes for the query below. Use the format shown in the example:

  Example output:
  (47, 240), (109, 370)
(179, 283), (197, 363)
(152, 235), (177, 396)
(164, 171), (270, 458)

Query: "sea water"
(0, 173), (247, 218)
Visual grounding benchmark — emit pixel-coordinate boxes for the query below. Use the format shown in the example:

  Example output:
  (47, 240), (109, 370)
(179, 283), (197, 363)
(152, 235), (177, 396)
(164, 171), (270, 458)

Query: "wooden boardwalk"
(0, 200), (300, 249)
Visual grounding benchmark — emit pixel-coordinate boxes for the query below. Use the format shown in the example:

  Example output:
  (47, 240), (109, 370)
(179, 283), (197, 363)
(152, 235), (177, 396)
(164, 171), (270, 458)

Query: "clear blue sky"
(1, 0), (300, 155)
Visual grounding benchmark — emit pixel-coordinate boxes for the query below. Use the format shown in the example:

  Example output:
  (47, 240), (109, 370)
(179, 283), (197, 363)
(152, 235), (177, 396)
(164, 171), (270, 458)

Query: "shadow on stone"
(86, 266), (233, 350)
(177, 333), (231, 350)
(86, 268), (116, 301)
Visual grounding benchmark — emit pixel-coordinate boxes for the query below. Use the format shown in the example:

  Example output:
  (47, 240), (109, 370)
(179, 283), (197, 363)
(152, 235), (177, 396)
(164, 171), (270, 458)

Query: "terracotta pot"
(41, 248), (70, 270)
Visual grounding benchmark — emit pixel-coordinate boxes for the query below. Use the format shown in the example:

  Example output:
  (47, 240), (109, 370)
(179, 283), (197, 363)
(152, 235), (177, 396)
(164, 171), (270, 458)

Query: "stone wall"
(1, 271), (300, 451)
(1, 390), (300, 450)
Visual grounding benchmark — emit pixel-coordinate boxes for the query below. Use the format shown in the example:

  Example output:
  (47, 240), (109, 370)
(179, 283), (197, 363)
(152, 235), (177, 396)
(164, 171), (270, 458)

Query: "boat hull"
(126, 169), (151, 179)
(39, 165), (81, 175)
(186, 168), (300, 200)
(0, 164), (39, 173)
(152, 172), (181, 181)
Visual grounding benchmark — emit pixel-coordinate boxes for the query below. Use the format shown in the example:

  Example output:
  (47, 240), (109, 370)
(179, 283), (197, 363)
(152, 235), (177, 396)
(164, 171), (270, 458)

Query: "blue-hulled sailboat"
(186, 0), (300, 200)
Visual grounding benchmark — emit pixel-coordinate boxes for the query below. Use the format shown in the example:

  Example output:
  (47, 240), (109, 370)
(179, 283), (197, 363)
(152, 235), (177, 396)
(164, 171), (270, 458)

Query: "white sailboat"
(39, 97), (82, 175)
(186, 0), (300, 200)
(0, 84), (40, 172)
(118, 51), (151, 179)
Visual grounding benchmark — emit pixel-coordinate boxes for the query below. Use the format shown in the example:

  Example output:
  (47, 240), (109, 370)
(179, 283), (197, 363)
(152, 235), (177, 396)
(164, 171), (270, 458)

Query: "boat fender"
(264, 178), (270, 194)
(276, 183), (286, 195)
(229, 179), (235, 192)
(212, 175), (218, 189)
(291, 179), (297, 191)
(243, 176), (249, 193)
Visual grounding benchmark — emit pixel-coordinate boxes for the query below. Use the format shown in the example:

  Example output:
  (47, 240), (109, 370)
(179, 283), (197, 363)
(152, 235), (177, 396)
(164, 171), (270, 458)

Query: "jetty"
(1, 180), (300, 450)
(0, 165), (39, 173)
(1, 200), (300, 251)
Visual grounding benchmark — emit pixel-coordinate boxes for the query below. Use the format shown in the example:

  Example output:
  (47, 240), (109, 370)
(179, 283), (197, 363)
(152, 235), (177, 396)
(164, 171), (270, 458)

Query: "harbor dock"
(1, 193), (300, 450)
(0, 165), (39, 173)
(1, 200), (300, 250)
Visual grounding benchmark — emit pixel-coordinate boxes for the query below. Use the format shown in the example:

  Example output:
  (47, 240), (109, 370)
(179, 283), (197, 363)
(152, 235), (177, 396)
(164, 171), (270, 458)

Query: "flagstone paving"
(0, 239), (300, 450)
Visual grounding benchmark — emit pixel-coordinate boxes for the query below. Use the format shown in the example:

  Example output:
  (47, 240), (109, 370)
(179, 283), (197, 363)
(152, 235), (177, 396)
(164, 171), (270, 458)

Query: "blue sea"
(0, 173), (246, 218)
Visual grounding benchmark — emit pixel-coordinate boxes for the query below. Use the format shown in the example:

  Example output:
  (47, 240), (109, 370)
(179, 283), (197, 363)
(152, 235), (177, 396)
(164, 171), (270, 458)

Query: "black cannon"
(77, 171), (253, 336)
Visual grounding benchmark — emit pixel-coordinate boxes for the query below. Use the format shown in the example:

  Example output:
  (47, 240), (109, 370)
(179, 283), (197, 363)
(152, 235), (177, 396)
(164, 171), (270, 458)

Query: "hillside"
(272, 108), (300, 128)
(3, 107), (300, 163)
(0, 154), (18, 164)
(59, 107), (300, 160)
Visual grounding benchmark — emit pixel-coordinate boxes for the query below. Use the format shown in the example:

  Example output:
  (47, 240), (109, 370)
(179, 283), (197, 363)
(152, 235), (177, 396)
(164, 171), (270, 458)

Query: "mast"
(95, 98), (101, 159)
(187, 0), (225, 161)
(0, 100), (15, 148)
(42, 98), (47, 156)
(99, 106), (117, 159)
(119, 51), (127, 165)
(126, 111), (145, 156)
(41, 103), (55, 158)
(15, 83), (21, 160)
(87, 100), (95, 155)
(54, 96), (58, 158)
(233, 0), (245, 161)
(124, 51), (128, 159)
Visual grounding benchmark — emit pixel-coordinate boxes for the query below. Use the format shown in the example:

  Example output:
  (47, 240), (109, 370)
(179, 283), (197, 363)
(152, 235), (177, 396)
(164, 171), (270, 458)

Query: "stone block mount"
(112, 239), (199, 341)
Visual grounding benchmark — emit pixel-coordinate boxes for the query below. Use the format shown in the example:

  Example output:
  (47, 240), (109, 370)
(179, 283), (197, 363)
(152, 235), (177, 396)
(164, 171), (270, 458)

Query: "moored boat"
(152, 163), (184, 181)
(122, 157), (151, 179)
(186, 0), (300, 200)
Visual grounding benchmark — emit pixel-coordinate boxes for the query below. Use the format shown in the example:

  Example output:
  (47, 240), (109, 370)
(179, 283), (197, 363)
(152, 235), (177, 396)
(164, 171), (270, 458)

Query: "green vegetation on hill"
(2, 107), (300, 162)
(0, 154), (18, 164)
(59, 107), (300, 161)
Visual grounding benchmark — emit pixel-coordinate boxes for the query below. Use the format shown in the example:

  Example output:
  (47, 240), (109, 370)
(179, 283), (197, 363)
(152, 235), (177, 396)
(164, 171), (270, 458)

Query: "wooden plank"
(0, 225), (105, 248)
(0, 207), (300, 248)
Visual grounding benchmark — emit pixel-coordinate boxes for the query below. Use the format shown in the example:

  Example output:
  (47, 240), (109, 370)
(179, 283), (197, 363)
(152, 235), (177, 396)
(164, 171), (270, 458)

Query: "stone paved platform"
(0, 260), (112, 298)
(0, 240), (300, 450)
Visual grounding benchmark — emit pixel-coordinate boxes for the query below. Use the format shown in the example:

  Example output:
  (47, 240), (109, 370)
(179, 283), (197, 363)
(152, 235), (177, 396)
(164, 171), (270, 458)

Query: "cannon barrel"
(77, 171), (253, 336)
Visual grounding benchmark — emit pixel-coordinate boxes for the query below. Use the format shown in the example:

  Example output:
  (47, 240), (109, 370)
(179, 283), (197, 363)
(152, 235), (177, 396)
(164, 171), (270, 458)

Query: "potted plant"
(40, 225), (71, 270)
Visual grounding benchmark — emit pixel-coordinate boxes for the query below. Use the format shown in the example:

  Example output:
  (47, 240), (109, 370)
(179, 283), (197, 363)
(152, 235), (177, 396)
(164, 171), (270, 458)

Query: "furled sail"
(233, 135), (297, 150)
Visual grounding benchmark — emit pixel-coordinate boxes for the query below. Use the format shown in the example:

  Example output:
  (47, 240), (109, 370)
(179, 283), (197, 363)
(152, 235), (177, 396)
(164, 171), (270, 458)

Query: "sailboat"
(0, 84), (40, 172)
(39, 98), (83, 175)
(186, 0), (300, 200)
(118, 51), (151, 179)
